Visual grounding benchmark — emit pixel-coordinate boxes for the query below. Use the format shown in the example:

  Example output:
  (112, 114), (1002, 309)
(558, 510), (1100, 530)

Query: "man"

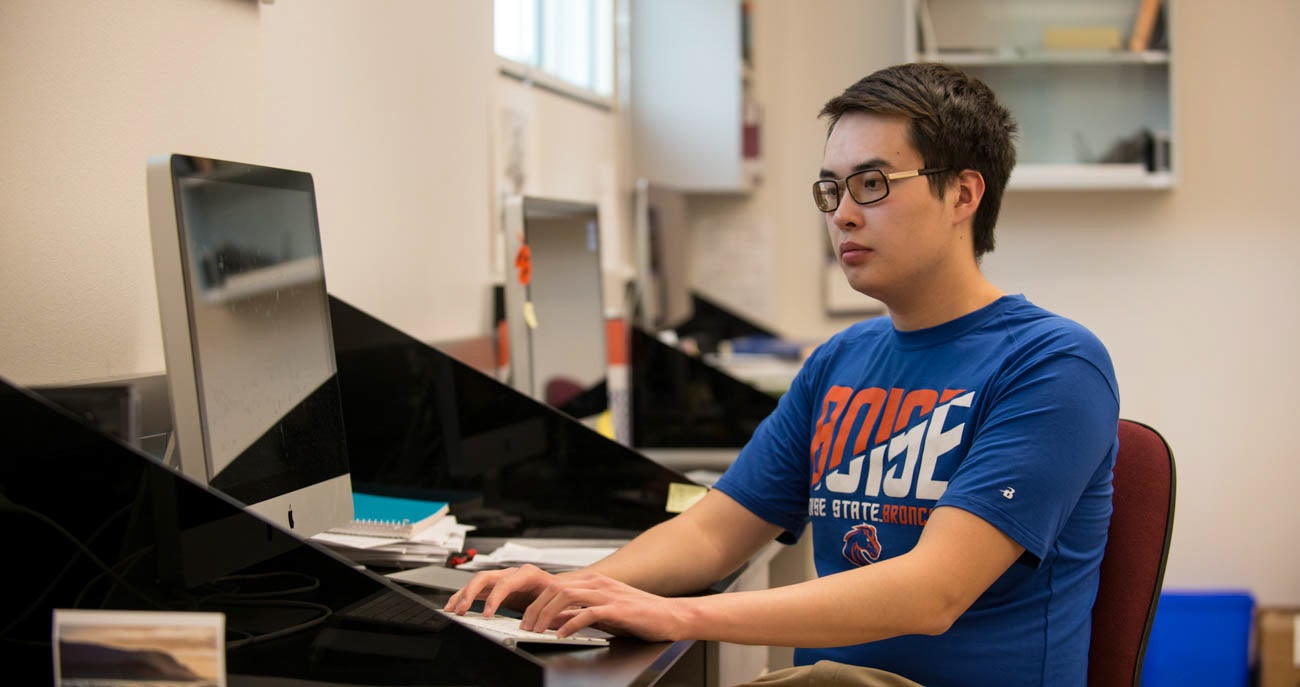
(447, 62), (1119, 687)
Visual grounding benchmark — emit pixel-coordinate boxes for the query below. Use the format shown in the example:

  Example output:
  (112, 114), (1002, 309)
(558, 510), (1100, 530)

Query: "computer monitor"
(502, 196), (608, 413)
(146, 154), (352, 539)
(633, 179), (694, 332)
(29, 381), (141, 450)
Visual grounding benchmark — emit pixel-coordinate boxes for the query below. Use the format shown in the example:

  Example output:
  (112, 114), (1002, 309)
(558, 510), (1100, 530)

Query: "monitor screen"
(634, 179), (694, 332)
(146, 154), (352, 539)
(502, 196), (608, 414)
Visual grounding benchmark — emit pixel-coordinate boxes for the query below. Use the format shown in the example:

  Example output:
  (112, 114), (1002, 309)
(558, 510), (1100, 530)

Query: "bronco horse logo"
(842, 523), (883, 566)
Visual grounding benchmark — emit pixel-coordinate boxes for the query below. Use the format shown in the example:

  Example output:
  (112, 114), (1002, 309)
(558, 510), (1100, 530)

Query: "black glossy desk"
(1, 378), (751, 686)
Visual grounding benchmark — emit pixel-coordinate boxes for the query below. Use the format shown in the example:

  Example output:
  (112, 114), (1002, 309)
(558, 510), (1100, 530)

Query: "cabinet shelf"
(630, 0), (757, 193)
(1008, 163), (1173, 191)
(920, 49), (1169, 67)
(906, 0), (1175, 191)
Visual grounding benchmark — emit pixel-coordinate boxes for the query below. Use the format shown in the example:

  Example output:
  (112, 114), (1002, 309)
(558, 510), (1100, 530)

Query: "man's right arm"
(585, 489), (783, 596)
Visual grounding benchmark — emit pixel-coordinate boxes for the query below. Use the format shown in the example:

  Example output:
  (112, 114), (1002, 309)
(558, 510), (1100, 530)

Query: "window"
(494, 0), (615, 99)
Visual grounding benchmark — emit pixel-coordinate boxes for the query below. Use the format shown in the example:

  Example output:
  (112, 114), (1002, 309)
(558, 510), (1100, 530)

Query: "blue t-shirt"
(714, 295), (1119, 687)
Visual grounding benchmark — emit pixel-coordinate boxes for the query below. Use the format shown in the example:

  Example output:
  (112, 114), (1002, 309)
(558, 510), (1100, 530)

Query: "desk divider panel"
(328, 295), (696, 538)
(0, 378), (545, 686)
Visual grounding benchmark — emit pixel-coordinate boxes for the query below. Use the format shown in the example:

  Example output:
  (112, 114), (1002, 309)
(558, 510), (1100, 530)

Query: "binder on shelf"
(330, 492), (449, 538)
(1128, 0), (1163, 52)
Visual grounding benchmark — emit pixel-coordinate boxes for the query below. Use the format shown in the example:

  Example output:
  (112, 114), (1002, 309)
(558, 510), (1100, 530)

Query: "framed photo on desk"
(53, 609), (226, 687)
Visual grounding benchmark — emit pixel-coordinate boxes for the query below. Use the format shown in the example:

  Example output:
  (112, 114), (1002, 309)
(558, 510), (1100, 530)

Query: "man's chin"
(843, 276), (886, 302)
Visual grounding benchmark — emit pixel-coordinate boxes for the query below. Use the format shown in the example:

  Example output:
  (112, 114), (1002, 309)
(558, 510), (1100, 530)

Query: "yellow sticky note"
(665, 482), (708, 514)
(594, 410), (615, 440)
(522, 301), (538, 329)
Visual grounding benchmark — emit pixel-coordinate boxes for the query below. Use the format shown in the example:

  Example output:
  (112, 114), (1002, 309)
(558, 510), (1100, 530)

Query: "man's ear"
(951, 169), (985, 226)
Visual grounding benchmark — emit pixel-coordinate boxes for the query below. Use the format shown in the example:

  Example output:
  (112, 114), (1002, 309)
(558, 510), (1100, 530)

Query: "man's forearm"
(582, 490), (781, 596)
(671, 555), (952, 647)
(583, 516), (742, 596)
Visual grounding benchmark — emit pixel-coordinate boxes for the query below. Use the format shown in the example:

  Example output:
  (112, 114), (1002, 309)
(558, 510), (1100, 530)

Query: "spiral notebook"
(329, 492), (450, 539)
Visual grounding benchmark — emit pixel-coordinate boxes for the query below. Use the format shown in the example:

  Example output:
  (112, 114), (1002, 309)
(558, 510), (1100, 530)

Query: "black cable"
(0, 499), (162, 638)
(76, 547), (155, 610)
(206, 598), (333, 650)
(191, 572), (332, 650)
(0, 493), (331, 651)
(202, 571), (321, 599)
(2, 501), (134, 631)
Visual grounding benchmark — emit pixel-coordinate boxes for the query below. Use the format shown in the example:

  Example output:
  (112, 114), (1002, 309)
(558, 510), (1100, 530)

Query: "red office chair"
(1088, 419), (1177, 687)
(545, 377), (586, 408)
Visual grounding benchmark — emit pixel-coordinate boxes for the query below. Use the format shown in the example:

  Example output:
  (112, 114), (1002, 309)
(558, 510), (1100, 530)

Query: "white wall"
(0, 0), (495, 387)
(258, 1), (496, 344)
(0, 0), (261, 385)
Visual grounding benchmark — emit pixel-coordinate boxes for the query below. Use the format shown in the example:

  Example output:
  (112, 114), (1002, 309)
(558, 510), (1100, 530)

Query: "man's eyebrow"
(819, 157), (892, 179)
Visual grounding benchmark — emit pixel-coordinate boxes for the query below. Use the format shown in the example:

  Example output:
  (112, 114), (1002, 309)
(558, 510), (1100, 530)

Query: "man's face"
(820, 113), (958, 304)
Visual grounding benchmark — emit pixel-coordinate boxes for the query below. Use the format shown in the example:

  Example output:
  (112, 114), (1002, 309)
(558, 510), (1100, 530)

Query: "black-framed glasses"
(812, 167), (948, 212)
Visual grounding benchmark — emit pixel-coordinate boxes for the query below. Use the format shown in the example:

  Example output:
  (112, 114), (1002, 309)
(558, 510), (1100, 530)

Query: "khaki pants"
(735, 660), (925, 687)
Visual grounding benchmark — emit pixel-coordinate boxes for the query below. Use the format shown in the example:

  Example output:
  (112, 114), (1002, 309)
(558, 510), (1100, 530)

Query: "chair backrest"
(1088, 419), (1177, 687)
(545, 377), (586, 408)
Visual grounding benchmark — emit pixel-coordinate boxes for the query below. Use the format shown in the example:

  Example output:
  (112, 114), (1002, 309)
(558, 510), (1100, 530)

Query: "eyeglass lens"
(813, 169), (888, 212)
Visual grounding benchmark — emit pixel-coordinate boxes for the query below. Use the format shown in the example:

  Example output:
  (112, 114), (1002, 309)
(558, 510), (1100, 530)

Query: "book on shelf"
(329, 492), (449, 539)
(1128, 0), (1163, 52)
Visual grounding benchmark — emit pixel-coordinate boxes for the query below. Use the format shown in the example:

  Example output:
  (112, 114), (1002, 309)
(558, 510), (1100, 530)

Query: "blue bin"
(1141, 591), (1254, 687)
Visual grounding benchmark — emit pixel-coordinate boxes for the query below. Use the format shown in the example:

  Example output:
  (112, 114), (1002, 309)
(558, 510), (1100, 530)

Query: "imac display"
(502, 196), (608, 414)
(146, 154), (352, 538)
(633, 179), (694, 332)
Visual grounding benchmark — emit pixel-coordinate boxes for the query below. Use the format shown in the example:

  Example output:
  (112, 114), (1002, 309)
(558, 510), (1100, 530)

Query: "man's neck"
(884, 272), (1005, 332)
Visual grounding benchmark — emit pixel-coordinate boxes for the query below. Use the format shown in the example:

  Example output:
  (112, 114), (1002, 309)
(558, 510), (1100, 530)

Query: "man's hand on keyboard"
(444, 563), (558, 618)
(444, 564), (689, 643)
(519, 570), (687, 643)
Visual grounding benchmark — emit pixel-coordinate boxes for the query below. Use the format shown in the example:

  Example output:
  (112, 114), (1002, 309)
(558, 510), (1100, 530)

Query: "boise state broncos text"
(805, 386), (974, 566)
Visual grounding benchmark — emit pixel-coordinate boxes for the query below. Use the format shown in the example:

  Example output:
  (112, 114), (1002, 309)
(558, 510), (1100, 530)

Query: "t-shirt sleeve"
(937, 351), (1120, 563)
(712, 345), (825, 543)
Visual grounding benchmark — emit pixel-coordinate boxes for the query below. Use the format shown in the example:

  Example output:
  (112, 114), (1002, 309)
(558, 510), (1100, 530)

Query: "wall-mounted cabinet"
(629, 0), (760, 193)
(905, 0), (1174, 191)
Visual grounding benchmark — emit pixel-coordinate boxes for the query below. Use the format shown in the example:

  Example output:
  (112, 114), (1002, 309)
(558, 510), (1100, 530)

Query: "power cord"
(201, 571), (321, 599)
(0, 493), (161, 639)
(211, 598), (333, 650)
(194, 571), (333, 649)
(0, 488), (333, 651)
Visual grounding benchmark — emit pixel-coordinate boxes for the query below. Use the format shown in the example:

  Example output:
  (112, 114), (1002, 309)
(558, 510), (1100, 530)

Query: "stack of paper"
(312, 516), (475, 569)
(453, 542), (617, 573)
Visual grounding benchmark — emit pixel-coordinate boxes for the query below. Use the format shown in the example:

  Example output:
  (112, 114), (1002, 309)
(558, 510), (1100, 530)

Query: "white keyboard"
(438, 610), (611, 648)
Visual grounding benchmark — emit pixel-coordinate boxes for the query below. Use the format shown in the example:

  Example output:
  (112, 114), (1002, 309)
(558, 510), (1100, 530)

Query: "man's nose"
(831, 194), (863, 229)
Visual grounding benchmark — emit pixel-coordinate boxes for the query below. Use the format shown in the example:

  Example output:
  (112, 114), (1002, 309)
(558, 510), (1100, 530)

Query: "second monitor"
(502, 196), (608, 415)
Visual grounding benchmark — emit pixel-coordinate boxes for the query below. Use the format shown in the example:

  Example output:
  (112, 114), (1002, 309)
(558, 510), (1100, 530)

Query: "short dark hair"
(820, 63), (1017, 259)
